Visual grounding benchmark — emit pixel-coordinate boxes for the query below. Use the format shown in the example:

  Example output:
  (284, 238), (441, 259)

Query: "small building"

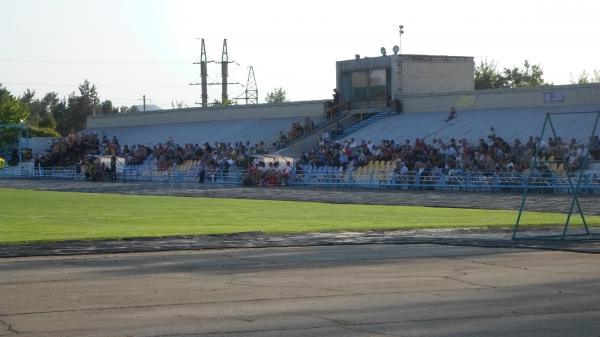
(336, 53), (474, 109)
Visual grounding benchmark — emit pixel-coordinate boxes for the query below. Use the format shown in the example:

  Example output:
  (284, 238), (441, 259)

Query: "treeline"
(474, 59), (600, 90)
(0, 80), (138, 137)
(474, 60), (549, 90)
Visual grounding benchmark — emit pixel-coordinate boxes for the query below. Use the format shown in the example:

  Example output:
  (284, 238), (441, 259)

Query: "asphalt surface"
(2, 179), (600, 336)
(2, 229), (600, 258)
(1, 244), (600, 337)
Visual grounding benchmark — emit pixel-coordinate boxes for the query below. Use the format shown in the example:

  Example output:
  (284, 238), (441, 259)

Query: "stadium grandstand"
(2, 52), (600, 192)
(340, 104), (600, 144)
(86, 118), (299, 147)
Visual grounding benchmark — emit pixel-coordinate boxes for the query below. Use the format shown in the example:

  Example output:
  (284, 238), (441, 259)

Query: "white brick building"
(336, 53), (474, 109)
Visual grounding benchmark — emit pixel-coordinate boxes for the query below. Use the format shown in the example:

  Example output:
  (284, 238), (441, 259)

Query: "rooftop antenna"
(398, 25), (405, 53)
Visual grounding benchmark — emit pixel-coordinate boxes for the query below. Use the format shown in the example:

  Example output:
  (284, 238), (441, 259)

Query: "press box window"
(350, 69), (387, 102)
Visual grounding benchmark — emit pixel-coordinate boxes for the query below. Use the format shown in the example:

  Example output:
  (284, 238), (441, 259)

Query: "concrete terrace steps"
(85, 117), (305, 147)
(336, 112), (387, 140)
(275, 109), (381, 158)
(341, 105), (600, 144)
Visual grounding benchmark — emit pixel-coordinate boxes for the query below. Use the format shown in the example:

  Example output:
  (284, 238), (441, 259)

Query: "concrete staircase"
(275, 110), (385, 158)
(336, 112), (386, 140)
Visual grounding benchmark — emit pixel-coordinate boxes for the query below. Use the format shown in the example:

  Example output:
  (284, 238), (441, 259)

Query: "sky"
(1, 0), (600, 109)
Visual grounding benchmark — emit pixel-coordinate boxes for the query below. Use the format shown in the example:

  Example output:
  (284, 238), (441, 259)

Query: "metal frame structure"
(5, 163), (600, 191)
(0, 123), (29, 163)
(512, 111), (600, 240)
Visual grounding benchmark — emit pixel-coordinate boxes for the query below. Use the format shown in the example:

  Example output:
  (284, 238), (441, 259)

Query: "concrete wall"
(400, 84), (600, 113)
(391, 54), (474, 98)
(25, 137), (56, 156)
(87, 100), (329, 128)
(337, 54), (474, 101)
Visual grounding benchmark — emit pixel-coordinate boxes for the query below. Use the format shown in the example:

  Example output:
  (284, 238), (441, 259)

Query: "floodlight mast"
(398, 25), (404, 54)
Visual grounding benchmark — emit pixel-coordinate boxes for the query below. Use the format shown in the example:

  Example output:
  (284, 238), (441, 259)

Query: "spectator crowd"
(36, 132), (293, 184)
(34, 127), (600, 184)
(297, 131), (600, 177)
(275, 117), (316, 150)
(36, 133), (100, 167)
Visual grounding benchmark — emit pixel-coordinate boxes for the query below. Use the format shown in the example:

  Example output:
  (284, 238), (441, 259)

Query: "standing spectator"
(303, 117), (314, 133)
(330, 88), (341, 119)
(197, 160), (206, 183)
(333, 88), (340, 106)
(110, 155), (117, 181)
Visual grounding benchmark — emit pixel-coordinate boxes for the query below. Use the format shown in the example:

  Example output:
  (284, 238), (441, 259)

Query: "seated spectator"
(303, 117), (314, 133)
(331, 121), (343, 139)
(278, 131), (289, 147)
(591, 135), (600, 160)
(280, 161), (292, 185)
(445, 107), (457, 122)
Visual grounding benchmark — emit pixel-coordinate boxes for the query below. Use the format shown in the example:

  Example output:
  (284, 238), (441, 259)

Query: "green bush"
(27, 125), (60, 138)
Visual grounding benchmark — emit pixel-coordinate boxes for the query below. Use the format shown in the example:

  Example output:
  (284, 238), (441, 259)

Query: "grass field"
(1, 188), (598, 244)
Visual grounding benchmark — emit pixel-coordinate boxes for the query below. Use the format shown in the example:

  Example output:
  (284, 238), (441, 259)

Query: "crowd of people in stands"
(37, 133), (100, 167)
(246, 160), (293, 186)
(275, 117), (316, 149)
(36, 131), (285, 183)
(297, 129), (600, 177)
(34, 125), (600, 185)
(110, 139), (269, 170)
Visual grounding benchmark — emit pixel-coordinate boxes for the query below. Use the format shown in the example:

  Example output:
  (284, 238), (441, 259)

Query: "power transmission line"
(3, 81), (189, 87)
(0, 59), (189, 65)
(189, 38), (212, 107)
(137, 95), (151, 112)
(1, 28), (197, 41)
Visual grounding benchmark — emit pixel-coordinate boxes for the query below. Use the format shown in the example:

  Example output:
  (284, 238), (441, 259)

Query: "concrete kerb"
(2, 228), (600, 258)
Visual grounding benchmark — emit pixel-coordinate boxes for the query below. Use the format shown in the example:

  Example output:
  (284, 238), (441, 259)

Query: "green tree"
(474, 59), (505, 89)
(0, 85), (29, 124)
(593, 70), (600, 83)
(100, 100), (118, 115)
(39, 92), (59, 129)
(210, 98), (236, 107)
(502, 60), (546, 88)
(66, 80), (101, 132)
(52, 99), (70, 135)
(474, 60), (549, 89)
(18, 90), (59, 129)
(118, 105), (138, 113)
(265, 87), (287, 103)
(571, 69), (600, 84)
(20, 89), (43, 125)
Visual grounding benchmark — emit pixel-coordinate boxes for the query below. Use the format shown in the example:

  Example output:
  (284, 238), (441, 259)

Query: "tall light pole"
(398, 25), (405, 54)
(395, 25), (406, 100)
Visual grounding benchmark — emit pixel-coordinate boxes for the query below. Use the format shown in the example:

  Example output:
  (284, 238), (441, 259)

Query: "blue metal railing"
(290, 169), (600, 192)
(2, 165), (599, 193)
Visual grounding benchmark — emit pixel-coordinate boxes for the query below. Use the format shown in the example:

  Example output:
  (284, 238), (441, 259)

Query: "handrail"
(276, 108), (357, 157)
(326, 101), (350, 121)
(277, 105), (381, 157)
(2, 165), (600, 192)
